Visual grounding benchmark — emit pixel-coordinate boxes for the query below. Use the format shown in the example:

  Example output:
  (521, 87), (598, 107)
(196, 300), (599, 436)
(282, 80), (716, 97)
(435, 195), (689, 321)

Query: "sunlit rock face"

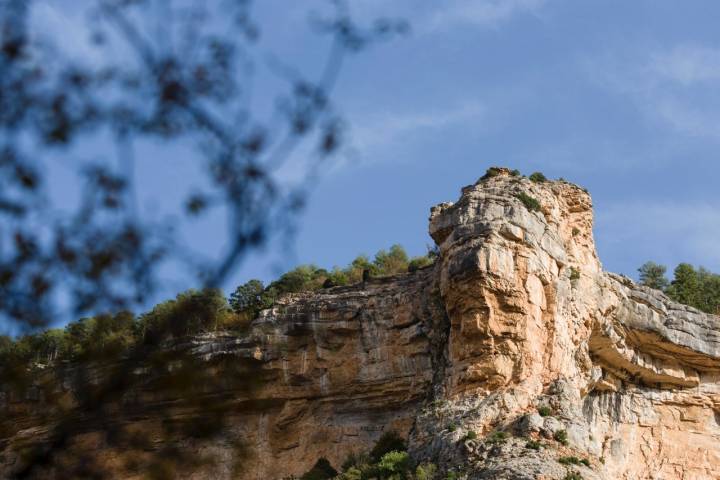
(418, 168), (720, 480)
(3, 168), (720, 479)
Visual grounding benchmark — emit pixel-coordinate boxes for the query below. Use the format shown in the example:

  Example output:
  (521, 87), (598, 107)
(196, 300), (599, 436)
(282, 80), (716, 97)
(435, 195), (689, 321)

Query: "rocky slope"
(3, 168), (720, 479)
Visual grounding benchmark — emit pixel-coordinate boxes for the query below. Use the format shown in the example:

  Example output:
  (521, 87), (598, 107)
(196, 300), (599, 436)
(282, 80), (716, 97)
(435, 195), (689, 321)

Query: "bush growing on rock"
(331, 434), (438, 480)
(569, 267), (580, 281)
(554, 429), (569, 446)
(537, 406), (552, 417)
(336, 467), (363, 480)
(374, 245), (410, 275)
(370, 431), (407, 462)
(415, 463), (437, 480)
(408, 255), (434, 272)
(526, 439), (542, 450)
(515, 192), (541, 212)
(481, 167), (504, 180)
(486, 431), (509, 444)
(378, 451), (411, 478)
(529, 172), (547, 183)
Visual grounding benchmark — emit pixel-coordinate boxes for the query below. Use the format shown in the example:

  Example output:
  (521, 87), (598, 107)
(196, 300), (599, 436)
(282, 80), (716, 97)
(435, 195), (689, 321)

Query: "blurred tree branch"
(0, 0), (407, 331)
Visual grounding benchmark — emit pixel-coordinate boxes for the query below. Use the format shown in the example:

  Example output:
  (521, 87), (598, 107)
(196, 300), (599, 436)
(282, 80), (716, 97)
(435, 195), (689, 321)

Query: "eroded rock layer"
(3, 168), (720, 479)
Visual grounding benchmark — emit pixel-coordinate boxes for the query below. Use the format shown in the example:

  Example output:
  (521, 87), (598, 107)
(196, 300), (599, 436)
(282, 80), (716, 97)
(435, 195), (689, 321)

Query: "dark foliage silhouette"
(0, 0), (406, 332)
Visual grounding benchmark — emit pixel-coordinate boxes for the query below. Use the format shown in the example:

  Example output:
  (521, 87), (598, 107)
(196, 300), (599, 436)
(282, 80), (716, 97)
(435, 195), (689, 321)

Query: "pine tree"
(666, 263), (700, 307)
(638, 261), (669, 291)
(696, 268), (720, 314)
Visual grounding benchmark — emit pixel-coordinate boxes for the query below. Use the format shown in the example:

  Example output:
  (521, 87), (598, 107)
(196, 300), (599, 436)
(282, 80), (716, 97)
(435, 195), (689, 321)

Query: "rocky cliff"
(3, 168), (720, 480)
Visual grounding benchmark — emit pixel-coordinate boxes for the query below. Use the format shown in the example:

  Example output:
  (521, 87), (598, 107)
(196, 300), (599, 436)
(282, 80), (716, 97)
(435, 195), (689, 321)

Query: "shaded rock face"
(3, 168), (720, 479)
(229, 271), (449, 478)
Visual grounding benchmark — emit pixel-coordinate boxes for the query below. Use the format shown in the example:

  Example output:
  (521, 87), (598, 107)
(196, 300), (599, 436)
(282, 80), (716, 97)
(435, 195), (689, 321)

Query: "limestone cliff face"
(416, 169), (720, 479)
(3, 168), (720, 480)
(213, 271), (448, 478)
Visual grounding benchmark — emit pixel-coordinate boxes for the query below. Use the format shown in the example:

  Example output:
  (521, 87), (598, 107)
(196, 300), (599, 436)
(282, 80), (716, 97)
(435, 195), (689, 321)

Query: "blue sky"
(33, 0), (720, 307)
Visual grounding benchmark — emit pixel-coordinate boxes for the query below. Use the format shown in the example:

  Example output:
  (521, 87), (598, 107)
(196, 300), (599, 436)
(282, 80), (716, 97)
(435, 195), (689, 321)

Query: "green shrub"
(370, 431), (406, 462)
(374, 244), (410, 275)
(408, 255), (434, 272)
(266, 265), (326, 296)
(515, 192), (541, 212)
(529, 172), (547, 183)
(447, 422), (457, 432)
(525, 439), (542, 450)
(300, 458), (337, 480)
(537, 406), (552, 417)
(415, 463), (437, 480)
(486, 431), (508, 444)
(558, 456), (583, 466)
(336, 467), (362, 480)
(481, 167), (503, 180)
(563, 472), (583, 480)
(510, 169), (521, 177)
(461, 430), (477, 441)
(378, 451), (411, 477)
(569, 268), (580, 281)
(554, 429), (569, 446)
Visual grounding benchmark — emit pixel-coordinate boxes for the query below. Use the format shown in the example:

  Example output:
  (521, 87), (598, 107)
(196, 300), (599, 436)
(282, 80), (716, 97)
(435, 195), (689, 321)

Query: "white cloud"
(650, 45), (720, 85)
(596, 201), (720, 270)
(268, 102), (486, 183)
(422, 0), (547, 33)
(588, 44), (720, 139)
(350, 101), (486, 153)
(338, 0), (547, 35)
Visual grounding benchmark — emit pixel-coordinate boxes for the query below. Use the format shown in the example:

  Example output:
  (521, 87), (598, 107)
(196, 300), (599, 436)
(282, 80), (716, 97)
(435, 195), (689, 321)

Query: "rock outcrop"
(415, 168), (720, 480)
(3, 168), (720, 479)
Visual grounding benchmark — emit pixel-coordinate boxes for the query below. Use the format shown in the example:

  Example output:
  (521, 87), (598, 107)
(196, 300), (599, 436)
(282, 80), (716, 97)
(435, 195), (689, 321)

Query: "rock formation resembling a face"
(429, 168), (598, 398)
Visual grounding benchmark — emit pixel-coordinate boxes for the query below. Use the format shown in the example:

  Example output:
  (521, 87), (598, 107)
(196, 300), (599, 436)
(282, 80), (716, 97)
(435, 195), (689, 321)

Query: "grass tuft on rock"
(515, 192), (541, 212)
